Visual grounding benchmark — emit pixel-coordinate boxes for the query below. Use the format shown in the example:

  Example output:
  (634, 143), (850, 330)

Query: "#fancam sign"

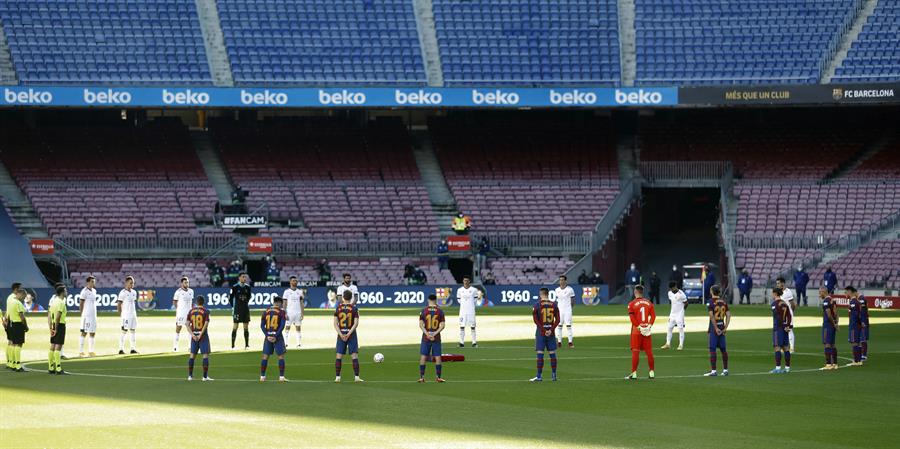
(221, 215), (267, 229)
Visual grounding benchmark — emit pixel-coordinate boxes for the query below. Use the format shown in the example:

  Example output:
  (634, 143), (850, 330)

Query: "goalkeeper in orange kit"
(626, 285), (656, 379)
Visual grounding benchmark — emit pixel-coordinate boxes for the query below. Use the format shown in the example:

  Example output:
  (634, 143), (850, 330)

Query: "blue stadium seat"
(833, 2), (900, 83)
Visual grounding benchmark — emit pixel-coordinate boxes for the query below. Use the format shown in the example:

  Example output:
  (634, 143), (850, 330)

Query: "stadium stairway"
(824, 128), (893, 182)
(191, 130), (235, 205)
(823, 0), (881, 83)
(194, 0), (235, 87)
(412, 0), (445, 86)
(0, 160), (46, 239)
(410, 129), (457, 234)
(0, 204), (49, 287)
(0, 20), (17, 84)
(617, 0), (637, 86)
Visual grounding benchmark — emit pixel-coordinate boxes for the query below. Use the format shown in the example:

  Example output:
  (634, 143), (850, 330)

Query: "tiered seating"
(217, 0), (425, 85)
(433, 0), (620, 86)
(278, 258), (455, 286)
(735, 248), (822, 285)
(734, 183), (900, 243)
(210, 117), (438, 240)
(809, 240), (900, 289)
(0, 119), (218, 238)
(430, 115), (619, 233)
(635, 0), (859, 85)
(69, 259), (212, 288)
(487, 257), (573, 285)
(847, 131), (900, 179)
(833, 1), (900, 83)
(0, 0), (211, 84)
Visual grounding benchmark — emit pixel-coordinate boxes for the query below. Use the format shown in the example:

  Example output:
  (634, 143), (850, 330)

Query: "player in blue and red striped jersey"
(819, 287), (839, 370)
(418, 294), (446, 383)
(770, 287), (792, 374)
(858, 291), (870, 362)
(531, 288), (560, 382)
(187, 296), (211, 381)
(259, 297), (287, 382)
(845, 286), (864, 366)
(334, 290), (363, 383)
(704, 285), (730, 377)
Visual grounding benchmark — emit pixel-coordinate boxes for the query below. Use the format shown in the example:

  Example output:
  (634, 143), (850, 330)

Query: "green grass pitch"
(2, 305), (898, 448)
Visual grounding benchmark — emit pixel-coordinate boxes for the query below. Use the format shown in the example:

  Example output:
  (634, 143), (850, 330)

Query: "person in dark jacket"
(702, 265), (716, 305)
(436, 240), (449, 270)
(738, 270), (752, 304)
(649, 272), (661, 304)
(793, 265), (809, 307)
(823, 267), (838, 294)
(625, 263), (641, 286)
(669, 265), (683, 290)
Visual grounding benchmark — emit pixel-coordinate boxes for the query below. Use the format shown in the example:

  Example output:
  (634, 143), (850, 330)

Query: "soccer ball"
(373, 353), (385, 363)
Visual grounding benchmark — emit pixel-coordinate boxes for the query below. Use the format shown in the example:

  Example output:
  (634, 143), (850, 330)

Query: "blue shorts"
(822, 325), (836, 345)
(190, 335), (210, 355)
(772, 329), (789, 348)
(336, 333), (359, 355)
(535, 331), (558, 352)
(420, 340), (442, 357)
(848, 326), (862, 344)
(708, 332), (727, 352)
(860, 325), (869, 342)
(262, 336), (286, 356)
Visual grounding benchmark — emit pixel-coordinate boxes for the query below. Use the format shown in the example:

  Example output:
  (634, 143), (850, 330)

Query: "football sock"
(419, 364), (426, 378)
(459, 327), (465, 345)
(536, 353), (544, 377)
(335, 358), (342, 376)
(260, 359), (268, 376)
(79, 335), (85, 353)
(6, 346), (10, 367)
(567, 326), (573, 343)
(788, 331), (795, 349)
(631, 350), (639, 372)
(295, 331), (301, 346)
(119, 332), (126, 351)
(48, 350), (54, 371)
(550, 353), (557, 375)
(188, 358), (195, 377)
(784, 351), (792, 367)
(14, 346), (20, 369)
(647, 350), (655, 371)
(352, 358), (360, 376)
(824, 347), (830, 364)
(130, 331), (137, 351)
(54, 350), (61, 371)
(278, 359), (285, 377)
(722, 351), (728, 370)
(556, 325), (563, 342)
(862, 341), (868, 357)
(679, 327), (685, 346)
(709, 352), (717, 371)
(231, 330), (237, 348)
(775, 351), (782, 367)
(202, 357), (209, 377)
(173, 333), (179, 350)
(243, 329), (249, 347)
(666, 326), (673, 346)
(435, 363), (442, 378)
(88, 336), (95, 353)
(471, 327), (476, 344)
(853, 345), (861, 362)
(831, 348), (838, 365)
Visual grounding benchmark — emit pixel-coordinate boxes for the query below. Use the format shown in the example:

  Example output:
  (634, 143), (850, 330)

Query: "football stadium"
(1, 1), (899, 448)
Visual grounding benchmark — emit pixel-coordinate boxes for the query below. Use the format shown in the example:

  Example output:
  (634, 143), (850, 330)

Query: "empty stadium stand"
(0, 0), (211, 84)
(278, 257), (455, 286)
(833, 0), (900, 83)
(216, 0), (426, 85)
(735, 248), (822, 286)
(69, 259), (212, 288)
(487, 257), (574, 285)
(809, 239), (900, 289)
(433, 0), (621, 86)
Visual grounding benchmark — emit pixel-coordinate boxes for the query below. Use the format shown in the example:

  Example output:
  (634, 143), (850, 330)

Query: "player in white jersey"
(336, 273), (359, 306)
(457, 276), (481, 347)
(554, 275), (576, 348)
(172, 277), (194, 352)
(282, 276), (305, 347)
(776, 277), (797, 351)
(78, 276), (98, 357)
(116, 276), (139, 354)
(661, 282), (688, 350)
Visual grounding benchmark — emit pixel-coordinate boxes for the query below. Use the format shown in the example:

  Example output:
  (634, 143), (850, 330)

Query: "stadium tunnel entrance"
(640, 187), (722, 301)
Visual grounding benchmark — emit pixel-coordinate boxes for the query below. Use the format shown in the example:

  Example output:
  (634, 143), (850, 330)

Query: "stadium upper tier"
(0, 0), (897, 86)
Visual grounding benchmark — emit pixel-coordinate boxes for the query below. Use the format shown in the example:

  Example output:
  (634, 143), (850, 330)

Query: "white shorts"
(286, 311), (303, 326)
(80, 315), (97, 333)
(459, 313), (476, 327)
(121, 314), (137, 330)
(175, 313), (188, 327)
(668, 315), (685, 329)
(559, 308), (573, 326)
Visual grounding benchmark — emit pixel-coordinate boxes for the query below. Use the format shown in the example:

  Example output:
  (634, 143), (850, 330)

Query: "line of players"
(3, 273), (872, 380)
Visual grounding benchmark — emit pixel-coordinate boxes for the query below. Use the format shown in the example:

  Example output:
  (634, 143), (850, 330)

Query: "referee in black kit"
(231, 272), (252, 350)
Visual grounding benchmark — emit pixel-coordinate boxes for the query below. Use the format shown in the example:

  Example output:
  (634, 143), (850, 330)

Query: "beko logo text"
(5, 88), (53, 104)
(83, 89), (132, 104)
(615, 89), (665, 105)
(395, 90), (442, 105)
(472, 89), (520, 105)
(550, 89), (597, 105)
(162, 89), (210, 105)
(241, 90), (288, 105)
(319, 90), (366, 105)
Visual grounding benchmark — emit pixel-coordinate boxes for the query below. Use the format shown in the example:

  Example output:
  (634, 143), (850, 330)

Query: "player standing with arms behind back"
(282, 276), (305, 348)
(845, 286), (864, 366)
(48, 284), (68, 375)
(116, 276), (138, 354)
(334, 290), (363, 383)
(231, 272), (252, 350)
(554, 275), (575, 348)
(704, 285), (730, 377)
(770, 287), (792, 374)
(457, 276), (480, 348)
(418, 294), (446, 383)
(78, 276), (98, 357)
(336, 273), (359, 305)
(819, 287), (839, 370)
(531, 288), (560, 382)
(172, 277), (193, 352)
(661, 281), (688, 350)
(187, 296), (212, 381)
(626, 286), (656, 380)
(259, 297), (287, 382)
